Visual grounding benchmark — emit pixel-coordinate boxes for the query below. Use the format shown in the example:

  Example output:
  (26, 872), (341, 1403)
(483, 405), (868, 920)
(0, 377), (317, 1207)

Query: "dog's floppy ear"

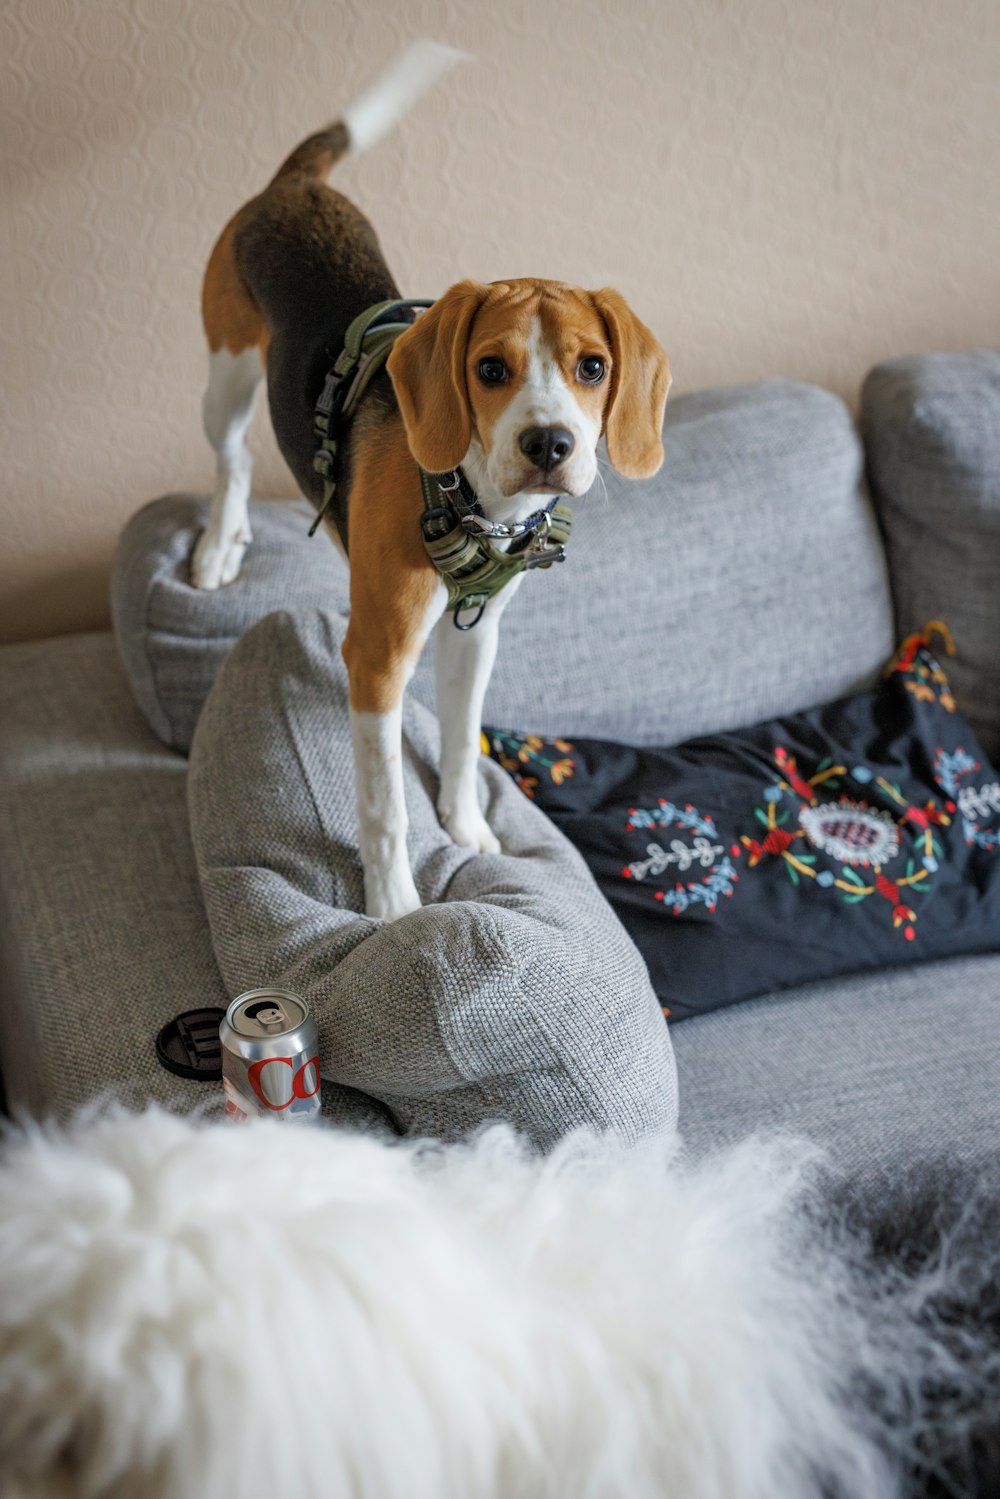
(591, 288), (671, 479)
(387, 280), (488, 472)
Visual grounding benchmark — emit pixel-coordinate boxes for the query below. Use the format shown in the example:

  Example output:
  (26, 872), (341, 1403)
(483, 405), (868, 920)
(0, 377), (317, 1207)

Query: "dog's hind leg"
(193, 346), (264, 589)
(193, 217), (267, 590)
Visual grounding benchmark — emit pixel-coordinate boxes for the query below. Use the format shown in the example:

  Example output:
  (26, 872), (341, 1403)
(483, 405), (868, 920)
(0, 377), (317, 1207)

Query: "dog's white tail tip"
(343, 40), (470, 156)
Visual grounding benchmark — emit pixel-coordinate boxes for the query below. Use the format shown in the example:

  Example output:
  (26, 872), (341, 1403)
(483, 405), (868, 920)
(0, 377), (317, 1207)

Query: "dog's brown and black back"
(202, 128), (399, 503)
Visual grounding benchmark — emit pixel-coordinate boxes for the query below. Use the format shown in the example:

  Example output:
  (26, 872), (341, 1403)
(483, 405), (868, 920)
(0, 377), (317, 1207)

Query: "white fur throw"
(0, 1106), (994, 1498)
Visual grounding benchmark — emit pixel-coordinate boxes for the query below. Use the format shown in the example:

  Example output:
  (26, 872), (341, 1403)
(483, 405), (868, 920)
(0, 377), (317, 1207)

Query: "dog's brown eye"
(477, 358), (507, 385)
(577, 356), (606, 384)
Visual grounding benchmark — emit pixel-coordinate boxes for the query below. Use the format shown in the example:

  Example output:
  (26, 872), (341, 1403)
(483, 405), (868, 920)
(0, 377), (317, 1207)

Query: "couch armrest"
(111, 494), (348, 753)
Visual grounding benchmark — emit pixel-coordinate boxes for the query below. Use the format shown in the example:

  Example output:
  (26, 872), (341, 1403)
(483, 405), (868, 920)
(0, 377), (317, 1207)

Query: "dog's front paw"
(191, 525), (252, 590)
(440, 805), (502, 856)
(365, 870), (423, 923)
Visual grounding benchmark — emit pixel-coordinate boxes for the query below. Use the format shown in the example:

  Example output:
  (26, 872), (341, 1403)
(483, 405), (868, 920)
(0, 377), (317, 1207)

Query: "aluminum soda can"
(219, 989), (321, 1122)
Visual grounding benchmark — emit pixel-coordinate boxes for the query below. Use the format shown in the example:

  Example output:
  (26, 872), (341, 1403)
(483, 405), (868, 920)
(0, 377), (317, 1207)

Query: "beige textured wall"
(2, 0), (999, 644)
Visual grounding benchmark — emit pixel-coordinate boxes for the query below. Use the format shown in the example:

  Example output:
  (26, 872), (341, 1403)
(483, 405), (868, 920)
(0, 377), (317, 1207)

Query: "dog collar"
(428, 465), (558, 541)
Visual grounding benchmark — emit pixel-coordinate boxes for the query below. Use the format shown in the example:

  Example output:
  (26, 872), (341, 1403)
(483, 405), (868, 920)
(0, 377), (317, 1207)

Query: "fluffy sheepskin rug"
(0, 1106), (996, 1499)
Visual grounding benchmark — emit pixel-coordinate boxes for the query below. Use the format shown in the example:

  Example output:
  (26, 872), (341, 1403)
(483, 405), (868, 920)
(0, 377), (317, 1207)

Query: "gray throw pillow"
(187, 608), (679, 1148)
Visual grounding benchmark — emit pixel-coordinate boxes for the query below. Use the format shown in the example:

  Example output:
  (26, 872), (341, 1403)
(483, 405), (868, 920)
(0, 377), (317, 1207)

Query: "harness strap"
(310, 298), (433, 540)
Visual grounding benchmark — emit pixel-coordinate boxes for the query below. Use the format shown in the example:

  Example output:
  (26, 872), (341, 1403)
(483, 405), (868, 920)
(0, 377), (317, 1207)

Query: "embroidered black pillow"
(484, 628), (1000, 1020)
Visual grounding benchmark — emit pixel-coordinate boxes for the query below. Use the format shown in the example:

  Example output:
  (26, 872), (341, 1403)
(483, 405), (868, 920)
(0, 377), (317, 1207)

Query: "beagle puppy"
(195, 42), (671, 922)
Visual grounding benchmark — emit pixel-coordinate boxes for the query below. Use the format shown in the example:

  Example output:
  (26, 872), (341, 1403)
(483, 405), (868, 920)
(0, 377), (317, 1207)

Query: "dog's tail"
(270, 40), (468, 184)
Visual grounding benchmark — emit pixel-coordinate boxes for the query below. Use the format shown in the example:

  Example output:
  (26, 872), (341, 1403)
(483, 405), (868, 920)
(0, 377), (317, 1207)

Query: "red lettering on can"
(293, 1055), (321, 1099)
(247, 1054), (321, 1110)
(247, 1055), (293, 1109)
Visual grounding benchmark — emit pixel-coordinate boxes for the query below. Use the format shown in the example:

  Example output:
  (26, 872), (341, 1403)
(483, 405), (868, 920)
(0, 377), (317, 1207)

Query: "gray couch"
(1, 353), (998, 1176)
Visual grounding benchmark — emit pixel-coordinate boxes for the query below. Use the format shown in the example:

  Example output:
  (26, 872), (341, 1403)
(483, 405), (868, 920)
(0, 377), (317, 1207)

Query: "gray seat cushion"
(187, 609), (679, 1148)
(862, 351), (1000, 759)
(2, 631), (997, 1177)
(0, 633), (227, 1120)
(673, 953), (1000, 1181)
(113, 379), (895, 754)
(0, 632), (389, 1134)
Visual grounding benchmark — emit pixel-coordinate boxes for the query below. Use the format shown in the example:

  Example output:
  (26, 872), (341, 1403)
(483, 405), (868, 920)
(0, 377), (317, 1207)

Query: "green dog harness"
(310, 298), (572, 630)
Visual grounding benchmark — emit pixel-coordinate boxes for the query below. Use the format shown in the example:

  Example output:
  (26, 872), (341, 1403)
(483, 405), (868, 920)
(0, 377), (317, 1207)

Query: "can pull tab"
(256, 1005), (286, 1032)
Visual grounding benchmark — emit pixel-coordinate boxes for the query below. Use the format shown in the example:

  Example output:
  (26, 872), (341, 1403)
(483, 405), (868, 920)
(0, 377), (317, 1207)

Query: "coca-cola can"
(220, 989), (321, 1122)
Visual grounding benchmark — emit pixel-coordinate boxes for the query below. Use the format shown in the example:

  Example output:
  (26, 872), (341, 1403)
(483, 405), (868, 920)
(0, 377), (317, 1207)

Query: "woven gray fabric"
(862, 351), (1000, 759)
(113, 379), (894, 753)
(4, 631), (999, 1175)
(0, 631), (391, 1136)
(112, 494), (349, 753)
(673, 952), (1000, 1181)
(187, 609), (679, 1148)
(0, 632), (225, 1119)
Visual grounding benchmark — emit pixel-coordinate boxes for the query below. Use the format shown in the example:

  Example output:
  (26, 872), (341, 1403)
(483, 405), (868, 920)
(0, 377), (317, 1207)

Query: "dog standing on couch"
(194, 41), (671, 922)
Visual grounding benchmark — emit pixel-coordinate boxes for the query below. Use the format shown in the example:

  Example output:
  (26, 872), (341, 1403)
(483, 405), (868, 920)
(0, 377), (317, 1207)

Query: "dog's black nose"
(519, 426), (575, 471)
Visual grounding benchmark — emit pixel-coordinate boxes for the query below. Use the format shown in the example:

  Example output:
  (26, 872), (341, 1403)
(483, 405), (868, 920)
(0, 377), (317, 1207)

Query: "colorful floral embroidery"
(934, 747), (1000, 852)
(483, 730), (575, 800)
(733, 762), (947, 941)
(799, 801), (900, 865)
(653, 859), (739, 916)
(620, 638), (978, 943)
(625, 801), (718, 838)
(620, 799), (738, 913)
(885, 620), (957, 711)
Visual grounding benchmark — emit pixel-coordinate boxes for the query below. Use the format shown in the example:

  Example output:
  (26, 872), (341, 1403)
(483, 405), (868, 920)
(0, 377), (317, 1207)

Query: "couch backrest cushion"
(113, 380), (894, 753)
(861, 351), (1000, 759)
(469, 380), (894, 745)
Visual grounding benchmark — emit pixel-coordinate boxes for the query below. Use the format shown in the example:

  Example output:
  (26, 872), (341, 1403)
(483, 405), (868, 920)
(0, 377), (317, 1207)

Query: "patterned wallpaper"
(2, 0), (999, 642)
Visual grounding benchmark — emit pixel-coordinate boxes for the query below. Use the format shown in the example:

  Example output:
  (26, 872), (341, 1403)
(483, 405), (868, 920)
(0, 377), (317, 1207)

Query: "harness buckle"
(315, 369), (342, 416)
(313, 447), (337, 481)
